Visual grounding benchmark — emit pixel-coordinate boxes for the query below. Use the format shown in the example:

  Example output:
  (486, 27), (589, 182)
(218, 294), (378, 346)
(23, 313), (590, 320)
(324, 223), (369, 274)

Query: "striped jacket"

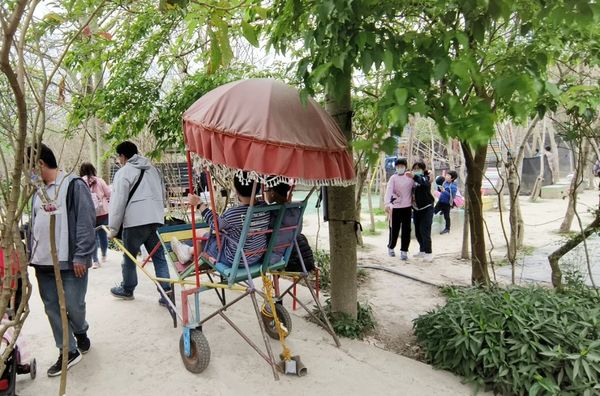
(202, 204), (270, 266)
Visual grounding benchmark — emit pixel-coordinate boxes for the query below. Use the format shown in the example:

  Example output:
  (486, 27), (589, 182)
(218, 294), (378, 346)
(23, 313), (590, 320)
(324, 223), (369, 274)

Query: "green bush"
(314, 249), (331, 290)
(373, 208), (386, 216)
(313, 299), (376, 339)
(413, 286), (600, 395)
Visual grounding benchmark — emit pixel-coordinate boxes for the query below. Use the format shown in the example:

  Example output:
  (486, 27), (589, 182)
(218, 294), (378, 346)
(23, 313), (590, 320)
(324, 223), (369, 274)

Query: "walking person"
(384, 158), (415, 260)
(434, 170), (458, 234)
(79, 162), (111, 268)
(27, 144), (96, 377)
(107, 141), (172, 306)
(410, 161), (435, 262)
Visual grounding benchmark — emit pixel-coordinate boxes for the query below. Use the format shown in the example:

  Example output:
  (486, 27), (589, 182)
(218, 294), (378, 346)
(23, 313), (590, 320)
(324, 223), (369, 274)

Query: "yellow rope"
(261, 274), (292, 362)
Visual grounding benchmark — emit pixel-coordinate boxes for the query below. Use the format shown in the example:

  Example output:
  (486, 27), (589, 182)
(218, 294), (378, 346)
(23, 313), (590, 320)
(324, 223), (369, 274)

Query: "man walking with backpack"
(107, 141), (172, 306)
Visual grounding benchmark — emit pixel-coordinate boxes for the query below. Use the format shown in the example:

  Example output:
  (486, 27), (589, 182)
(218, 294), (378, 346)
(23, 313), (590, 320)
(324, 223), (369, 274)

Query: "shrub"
(312, 299), (376, 339)
(413, 286), (600, 395)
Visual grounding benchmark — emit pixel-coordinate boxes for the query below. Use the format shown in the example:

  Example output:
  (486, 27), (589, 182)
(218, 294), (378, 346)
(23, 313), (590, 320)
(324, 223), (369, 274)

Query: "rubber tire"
(30, 359), (36, 380)
(179, 329), (211, 374)
(262, 303), (292, 340)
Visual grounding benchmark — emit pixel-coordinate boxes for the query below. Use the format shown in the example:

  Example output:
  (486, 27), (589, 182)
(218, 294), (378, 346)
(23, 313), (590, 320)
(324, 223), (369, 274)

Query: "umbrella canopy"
(183, 78), (355, 186)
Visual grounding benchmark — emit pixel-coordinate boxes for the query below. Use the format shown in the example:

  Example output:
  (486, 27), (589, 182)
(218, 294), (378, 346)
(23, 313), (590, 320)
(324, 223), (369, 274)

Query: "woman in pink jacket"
(384, 158), (415, 260)
(80, 163), (111, 268)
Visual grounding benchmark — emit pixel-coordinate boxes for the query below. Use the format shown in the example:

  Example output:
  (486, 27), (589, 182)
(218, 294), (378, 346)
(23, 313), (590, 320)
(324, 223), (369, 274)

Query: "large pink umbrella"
(183, 78), (355, 186)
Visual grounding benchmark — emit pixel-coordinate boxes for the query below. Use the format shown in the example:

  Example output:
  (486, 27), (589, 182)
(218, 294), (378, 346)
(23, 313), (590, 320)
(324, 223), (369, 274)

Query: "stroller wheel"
(29, 359), (36, 380)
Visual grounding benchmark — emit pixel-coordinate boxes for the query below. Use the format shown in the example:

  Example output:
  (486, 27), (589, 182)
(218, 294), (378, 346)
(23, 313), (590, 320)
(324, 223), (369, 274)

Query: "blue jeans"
(93, 215), (109, 263)
(35, 269), (89, 353)
(121, 224), (170, 293)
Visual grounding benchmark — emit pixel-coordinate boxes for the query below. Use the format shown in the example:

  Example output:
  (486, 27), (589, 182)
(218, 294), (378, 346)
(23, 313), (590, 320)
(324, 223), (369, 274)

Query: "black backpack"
(285, 233), (315, 272)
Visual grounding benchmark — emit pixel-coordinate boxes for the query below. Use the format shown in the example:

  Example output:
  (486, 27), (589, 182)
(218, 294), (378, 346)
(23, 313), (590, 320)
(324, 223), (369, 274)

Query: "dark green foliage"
(314, 248), (331, 290)
(313, 299), (376, 340)
(414, 286), (600, 395)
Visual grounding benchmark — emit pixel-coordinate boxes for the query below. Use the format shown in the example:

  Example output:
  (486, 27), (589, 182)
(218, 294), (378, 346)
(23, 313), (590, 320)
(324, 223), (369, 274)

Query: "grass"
(375, 220), (389, 230)
(362, 228), (382, 236)
(494, 245), (538, 267)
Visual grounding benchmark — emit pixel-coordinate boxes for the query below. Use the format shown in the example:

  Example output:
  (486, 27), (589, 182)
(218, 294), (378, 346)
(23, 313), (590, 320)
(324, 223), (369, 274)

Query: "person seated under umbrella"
(172, 173), (270, 268)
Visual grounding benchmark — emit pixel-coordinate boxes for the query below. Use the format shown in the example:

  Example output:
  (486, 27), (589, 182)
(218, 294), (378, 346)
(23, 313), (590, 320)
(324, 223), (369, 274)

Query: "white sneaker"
(388, 249), (395, 257)
(413, 252), (425, 258)
(171, 237), (193, 263)
(400, 251), (408, 261)
(92, 262), (99, 269)
(423, 253), (434, 262)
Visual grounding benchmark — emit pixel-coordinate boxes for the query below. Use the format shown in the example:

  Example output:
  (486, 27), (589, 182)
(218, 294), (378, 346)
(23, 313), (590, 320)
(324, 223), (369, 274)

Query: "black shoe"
(75, 332), (91, 354)
(440, 229), (450, 235)
(47, 350), (81, 377)
(158, 289), (174, 307)
(110, 285), (134, 300)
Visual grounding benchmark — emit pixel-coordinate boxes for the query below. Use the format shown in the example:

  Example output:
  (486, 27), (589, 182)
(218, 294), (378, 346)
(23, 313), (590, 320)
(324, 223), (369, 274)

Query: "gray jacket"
(109, 154), (165, 230)
(29, 175), (97, 270)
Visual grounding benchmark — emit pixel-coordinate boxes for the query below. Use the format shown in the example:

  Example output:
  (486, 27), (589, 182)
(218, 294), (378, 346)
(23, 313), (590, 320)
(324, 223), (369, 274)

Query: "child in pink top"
(384, 158), (415, 260)
(80, 162), (111, 268)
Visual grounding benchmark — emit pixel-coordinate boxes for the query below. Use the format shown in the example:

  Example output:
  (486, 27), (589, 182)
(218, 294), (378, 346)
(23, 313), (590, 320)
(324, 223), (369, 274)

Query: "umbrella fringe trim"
(191, 156), (355, 187)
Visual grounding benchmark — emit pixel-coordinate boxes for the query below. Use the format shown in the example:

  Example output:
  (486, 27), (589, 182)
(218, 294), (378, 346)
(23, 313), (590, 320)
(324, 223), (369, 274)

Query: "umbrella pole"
(205, 168), (222, 250)
(186, 149), (201, 288)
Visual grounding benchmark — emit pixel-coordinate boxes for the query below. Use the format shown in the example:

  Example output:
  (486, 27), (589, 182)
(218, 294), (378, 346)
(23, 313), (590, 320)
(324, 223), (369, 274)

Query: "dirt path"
(17, 250), (477, 396)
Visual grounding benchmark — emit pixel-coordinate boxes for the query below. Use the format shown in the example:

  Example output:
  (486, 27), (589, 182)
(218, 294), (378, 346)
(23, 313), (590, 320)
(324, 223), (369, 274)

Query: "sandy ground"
(15, 187), (597, 395)
(16, 250), (476, 396)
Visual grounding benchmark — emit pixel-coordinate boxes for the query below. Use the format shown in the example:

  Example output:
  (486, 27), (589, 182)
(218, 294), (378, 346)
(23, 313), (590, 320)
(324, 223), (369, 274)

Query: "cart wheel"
(262, 303), (292, 340)
(179, 329), (210, 374)
(30, 359), (36, 380)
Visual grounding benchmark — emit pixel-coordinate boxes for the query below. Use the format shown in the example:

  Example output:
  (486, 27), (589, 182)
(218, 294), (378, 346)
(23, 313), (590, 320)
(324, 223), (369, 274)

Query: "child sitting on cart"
(173, 174), (270, 268)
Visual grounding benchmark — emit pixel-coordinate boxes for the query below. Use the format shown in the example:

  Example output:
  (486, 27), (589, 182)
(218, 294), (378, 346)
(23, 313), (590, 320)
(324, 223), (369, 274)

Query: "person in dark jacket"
(410, 161), (435, 262)
(27, 144), (96, 377)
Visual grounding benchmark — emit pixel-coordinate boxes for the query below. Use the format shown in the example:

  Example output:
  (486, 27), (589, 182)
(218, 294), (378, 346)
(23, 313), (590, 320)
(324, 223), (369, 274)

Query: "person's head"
(115, 141), (138, 166)
(545, 146), (551, 152)
(26, 143), (58, 183)
(395, 158), (408, 175)
(79, 162), (97, 178)
(445, 170), (458, 182)
(411, 161), (427, 175)
(233, 172), (257, 202)
(264, 182), (290, 204)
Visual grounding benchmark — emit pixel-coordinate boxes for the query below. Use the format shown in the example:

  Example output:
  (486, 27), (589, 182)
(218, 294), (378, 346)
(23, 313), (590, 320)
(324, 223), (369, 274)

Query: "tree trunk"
(461, 141), (490, 285)
(354, 160), (368, 247)
(326, 72), (357, 319)
(547, 123), (560, 180)
(461, 198), (470, 260)
(560, 140), (590, 232)
(367, 167), (377, 233)
(407, 121), (415, 165)
(50, 215), (69, 395)
(378, 152), (386, 210)
(549, 214), (600, 289)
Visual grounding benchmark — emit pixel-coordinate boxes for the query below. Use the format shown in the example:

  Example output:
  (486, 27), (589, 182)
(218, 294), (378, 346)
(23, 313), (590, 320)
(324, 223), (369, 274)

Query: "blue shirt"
(438, 181), (457, 205)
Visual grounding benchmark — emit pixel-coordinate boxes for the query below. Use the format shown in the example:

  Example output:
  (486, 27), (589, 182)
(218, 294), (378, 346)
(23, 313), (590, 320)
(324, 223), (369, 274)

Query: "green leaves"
(241, 20), (259, 47)
(415, 286), (600, 395)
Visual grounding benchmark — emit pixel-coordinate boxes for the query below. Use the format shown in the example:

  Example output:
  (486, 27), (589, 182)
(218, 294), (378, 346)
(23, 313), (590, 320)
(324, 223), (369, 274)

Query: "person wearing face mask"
(409, 161), (435, 262)
(384, 158), (415, 260)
